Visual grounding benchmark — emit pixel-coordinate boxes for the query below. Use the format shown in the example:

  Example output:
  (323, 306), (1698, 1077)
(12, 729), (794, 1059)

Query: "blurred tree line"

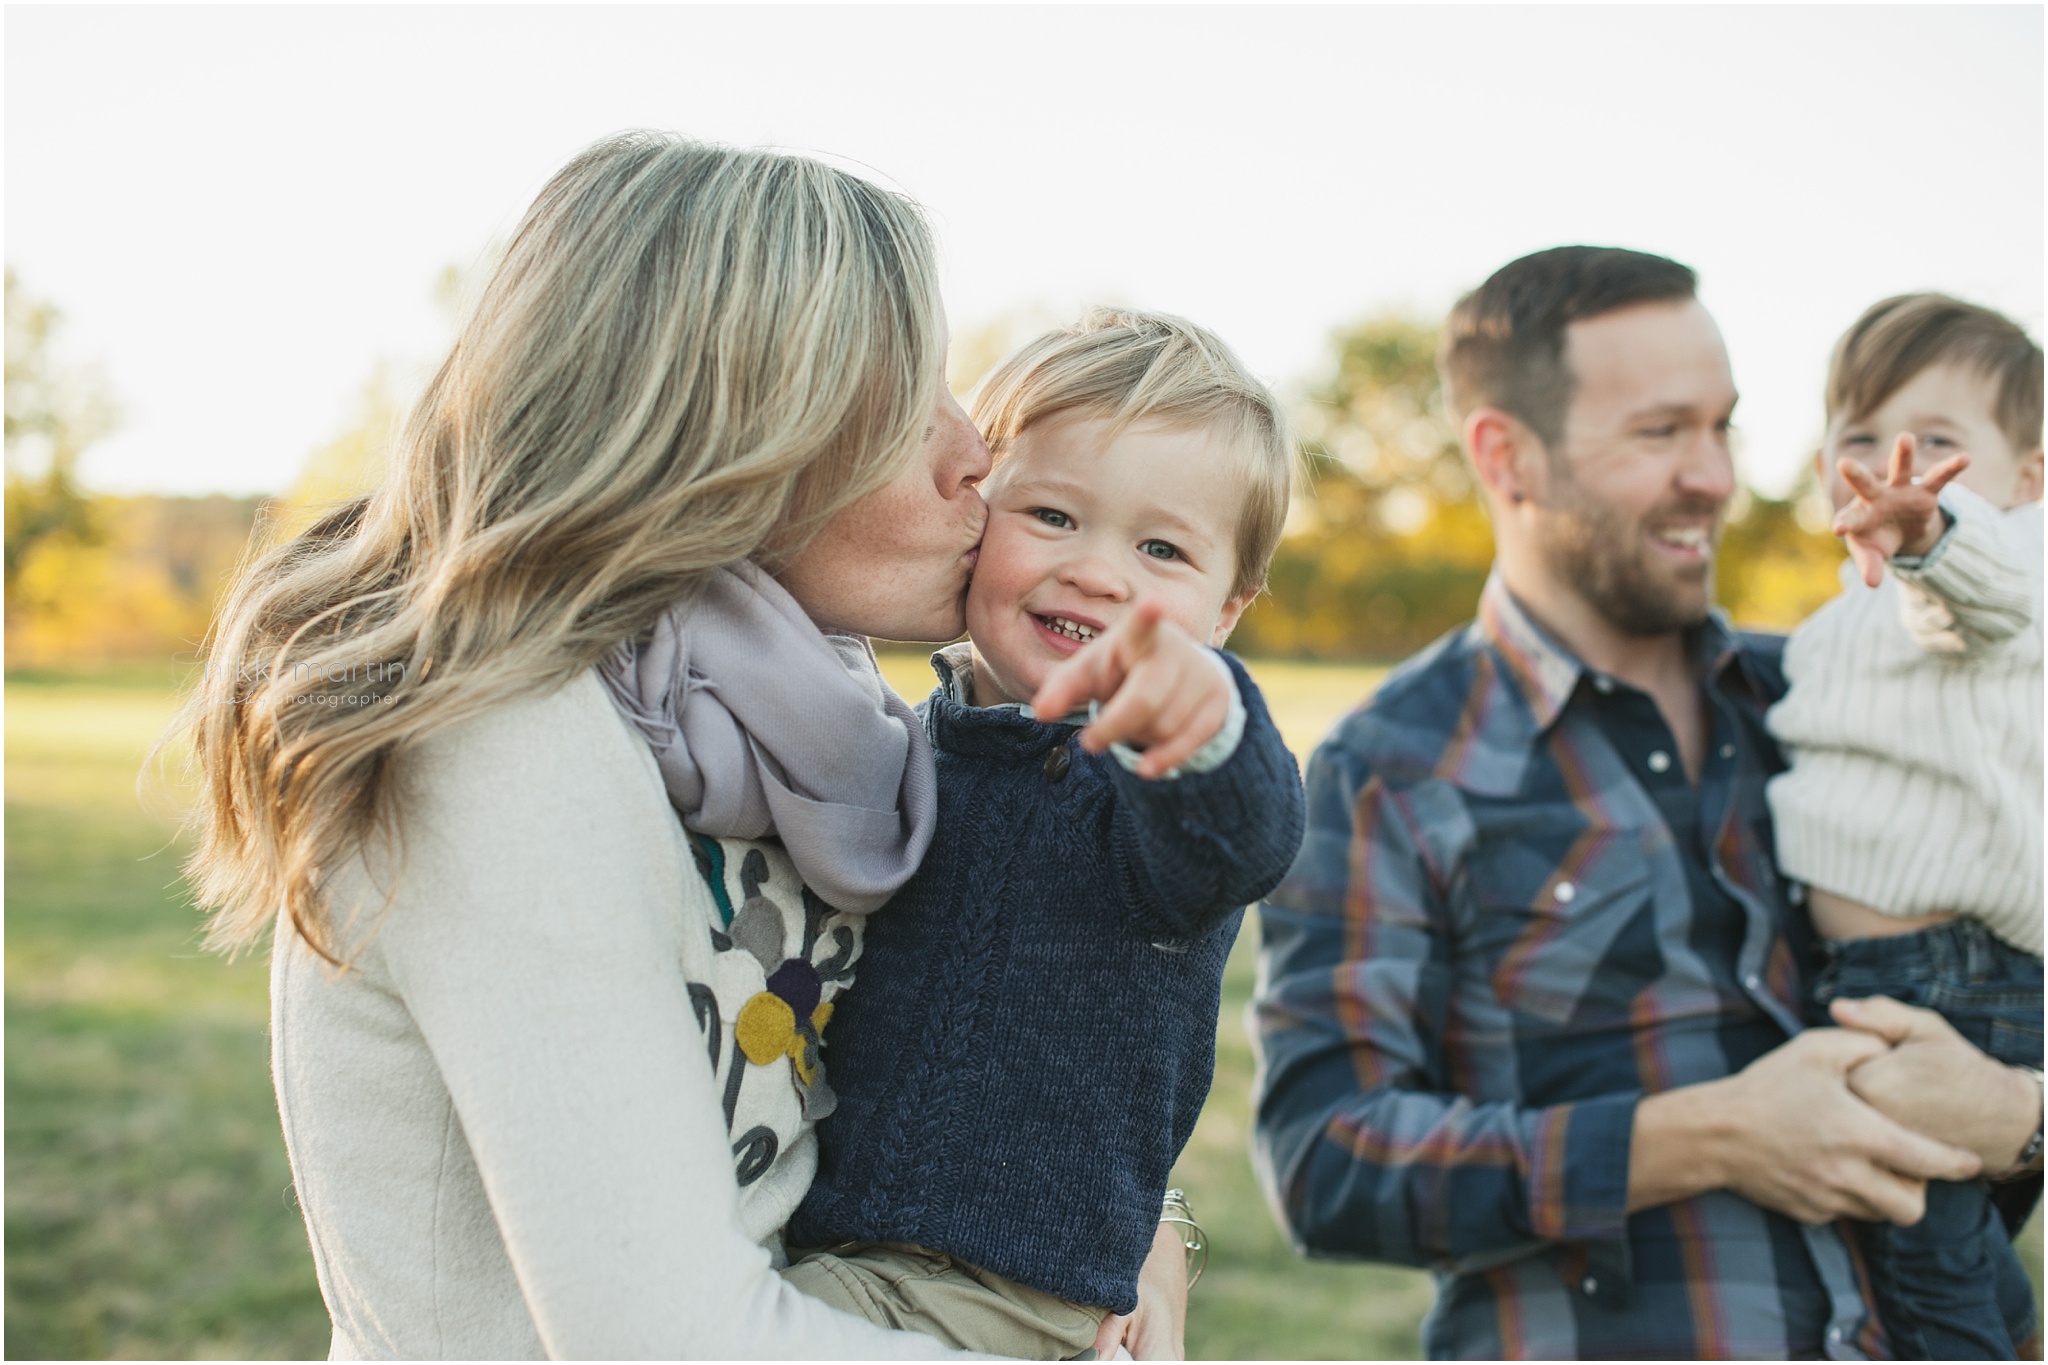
(5, 273), (1845, 672)
(1228, 314), (1845, 658)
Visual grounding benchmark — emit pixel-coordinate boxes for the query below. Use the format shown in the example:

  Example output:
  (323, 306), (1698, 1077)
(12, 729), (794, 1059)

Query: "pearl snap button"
(1582, 1276), (1598, 1296)
(1554, 881), (1577, 905)
(1647, 750), (1672, 773)
(1720, 743), (1735, 759)
(1593, 675), (1615, 694)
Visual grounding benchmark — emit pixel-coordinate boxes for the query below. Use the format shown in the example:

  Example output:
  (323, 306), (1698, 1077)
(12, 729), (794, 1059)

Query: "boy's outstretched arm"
(1030, 603), (1305, 941)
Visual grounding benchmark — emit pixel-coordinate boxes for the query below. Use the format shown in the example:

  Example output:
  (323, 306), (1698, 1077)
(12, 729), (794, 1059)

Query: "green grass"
(5, 677), (331, 1359)
(7, 666), (2040, 1359)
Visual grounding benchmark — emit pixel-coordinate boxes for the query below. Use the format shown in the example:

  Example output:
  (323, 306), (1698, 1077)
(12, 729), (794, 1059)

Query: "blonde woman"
(178, 133), (1018, 1358)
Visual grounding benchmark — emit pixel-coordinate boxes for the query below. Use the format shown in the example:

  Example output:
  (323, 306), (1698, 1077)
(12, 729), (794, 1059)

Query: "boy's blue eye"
(1140, 540), (1181, 562)
(1032, 508), (1073, 529)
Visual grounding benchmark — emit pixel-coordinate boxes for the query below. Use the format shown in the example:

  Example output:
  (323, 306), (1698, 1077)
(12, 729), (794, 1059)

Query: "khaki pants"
(783, 1241), (1108, 1359)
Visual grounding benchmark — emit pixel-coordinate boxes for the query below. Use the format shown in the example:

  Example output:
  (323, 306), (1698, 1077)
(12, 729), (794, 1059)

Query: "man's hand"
(1090, 1222), (1188, 1360)
(1831, 995), (2043, 1176)
(1029, 600), (1231, 780)
(1630, 1026), (1982, 1225)
(1835, 432), (1968, 588)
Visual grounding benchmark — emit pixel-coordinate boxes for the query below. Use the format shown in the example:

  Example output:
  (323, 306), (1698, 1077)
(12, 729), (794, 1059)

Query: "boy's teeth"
(1042, 615), (1098, 642)
(1655, 527), (1709, 547)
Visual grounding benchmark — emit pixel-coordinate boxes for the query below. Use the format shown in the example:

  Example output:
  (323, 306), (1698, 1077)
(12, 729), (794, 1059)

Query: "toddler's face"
(964, 411), (1255, 706)
(1821, 363), (2044, 513)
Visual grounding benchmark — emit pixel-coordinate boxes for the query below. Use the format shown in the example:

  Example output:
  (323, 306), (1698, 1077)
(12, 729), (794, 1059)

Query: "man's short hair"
(1826, 294), (2045, 455)
(970, 307), (1295, 599)
(1438, 246), (1699, 453)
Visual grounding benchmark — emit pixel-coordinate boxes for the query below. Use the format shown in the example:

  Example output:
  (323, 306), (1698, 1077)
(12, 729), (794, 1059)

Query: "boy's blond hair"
(969, 307), (1295, 599)
(1827, 294), (2044, 454)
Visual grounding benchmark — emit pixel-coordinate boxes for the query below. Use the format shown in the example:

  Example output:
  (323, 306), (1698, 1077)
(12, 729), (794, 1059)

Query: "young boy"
(782, 309), (1306, 1358)
(1767, 294), (2044, 1359)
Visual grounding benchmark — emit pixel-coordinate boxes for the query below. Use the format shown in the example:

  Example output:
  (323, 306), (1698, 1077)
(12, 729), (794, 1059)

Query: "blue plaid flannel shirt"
(1251, 576), (1889, 1360)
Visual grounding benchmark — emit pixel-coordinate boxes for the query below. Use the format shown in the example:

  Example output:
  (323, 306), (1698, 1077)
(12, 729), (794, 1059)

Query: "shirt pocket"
(1461, 832), (1657, 1027)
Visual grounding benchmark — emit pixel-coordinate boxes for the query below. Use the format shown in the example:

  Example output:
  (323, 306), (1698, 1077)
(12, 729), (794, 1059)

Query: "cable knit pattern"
(788, 651), (1306, 1314)
(1767, 487), (2043, 954)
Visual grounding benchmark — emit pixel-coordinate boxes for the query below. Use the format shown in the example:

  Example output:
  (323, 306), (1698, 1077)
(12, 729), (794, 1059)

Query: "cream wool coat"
(270, 669), (970, 1359)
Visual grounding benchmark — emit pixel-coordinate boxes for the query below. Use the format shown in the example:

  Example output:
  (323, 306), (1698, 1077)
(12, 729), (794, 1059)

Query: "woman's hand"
(1834, 432), (1967, 587)
(1830, 995), (2043, 1175)
(1090, 1222), (1188, 1360)
(1028, 600), (1233, 779)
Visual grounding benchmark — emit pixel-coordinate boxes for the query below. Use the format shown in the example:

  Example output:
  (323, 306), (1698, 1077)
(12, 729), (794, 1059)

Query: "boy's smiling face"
(1822, 362), (2045, 513)
(965, 410), (1256, 707)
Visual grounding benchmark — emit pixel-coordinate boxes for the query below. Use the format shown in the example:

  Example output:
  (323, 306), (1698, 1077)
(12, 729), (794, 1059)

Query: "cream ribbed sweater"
(1767, 485), (2043, 956)
(271, 669), (977, 1359)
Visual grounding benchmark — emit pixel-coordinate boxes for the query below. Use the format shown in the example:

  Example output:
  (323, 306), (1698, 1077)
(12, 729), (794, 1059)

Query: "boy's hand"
(1029, 600), (1232, 780)
(1835, 432), (1968, 588)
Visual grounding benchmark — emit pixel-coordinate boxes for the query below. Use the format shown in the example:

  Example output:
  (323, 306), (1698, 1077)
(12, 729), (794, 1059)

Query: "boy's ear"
(2017, 447), (2044, 506)
(1211, 588), (1258, 647)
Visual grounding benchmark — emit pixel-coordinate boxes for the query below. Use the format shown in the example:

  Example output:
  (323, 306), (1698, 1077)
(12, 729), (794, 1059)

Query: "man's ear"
(1211, 587), (1258, 647)
(1463, 407), (1542, 508)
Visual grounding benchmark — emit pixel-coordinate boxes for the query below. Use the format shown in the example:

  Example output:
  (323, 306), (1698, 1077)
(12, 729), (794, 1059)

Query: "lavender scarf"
(597, 562), (937, 915)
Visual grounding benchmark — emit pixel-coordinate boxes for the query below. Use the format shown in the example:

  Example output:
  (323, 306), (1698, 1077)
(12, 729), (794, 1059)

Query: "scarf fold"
(597, 562), (936, 915)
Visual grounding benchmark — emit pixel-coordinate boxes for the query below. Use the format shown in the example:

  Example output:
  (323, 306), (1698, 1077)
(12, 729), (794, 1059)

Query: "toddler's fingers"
(1886, 432), (1917, 486)
(1838, 458), (1887, 503)
(1117, 600), (1167, 660)
(1845, 536), (1886, 589)
(1030, 645), (1120, 722)
(1136, 690), (1229, 779)
(1916, 453), (1969, 497)
(1081, 659), (1179, 754)
(1124, 679), (1208, 776)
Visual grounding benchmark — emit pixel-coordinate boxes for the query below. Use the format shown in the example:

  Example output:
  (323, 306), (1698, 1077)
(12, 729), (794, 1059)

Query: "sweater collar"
(924, 645), (1080, 762)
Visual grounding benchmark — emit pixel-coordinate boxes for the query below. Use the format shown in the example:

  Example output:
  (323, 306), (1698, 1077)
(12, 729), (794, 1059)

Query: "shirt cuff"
(1110, 650), (1246, 780)
(1890, 497), (1959, 573)
(1522, 1092), (1639, 1244)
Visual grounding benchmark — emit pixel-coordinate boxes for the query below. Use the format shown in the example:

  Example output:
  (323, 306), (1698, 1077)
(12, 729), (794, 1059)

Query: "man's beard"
(1534, 474), (1722, 638)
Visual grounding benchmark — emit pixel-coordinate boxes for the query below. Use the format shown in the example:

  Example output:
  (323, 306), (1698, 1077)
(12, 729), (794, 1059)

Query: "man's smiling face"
(1531, 298), (1740, 636)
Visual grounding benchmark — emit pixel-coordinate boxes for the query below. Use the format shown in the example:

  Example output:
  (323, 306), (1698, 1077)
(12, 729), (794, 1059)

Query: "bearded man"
(1250, 247), (2043, 1359)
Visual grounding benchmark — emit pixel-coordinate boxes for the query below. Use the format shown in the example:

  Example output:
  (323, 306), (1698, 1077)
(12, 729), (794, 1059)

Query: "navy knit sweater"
(787, 650), (1306, 1313)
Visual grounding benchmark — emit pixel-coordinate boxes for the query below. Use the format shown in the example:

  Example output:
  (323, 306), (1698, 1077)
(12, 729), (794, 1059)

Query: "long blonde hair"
(177, 132), (942, 961)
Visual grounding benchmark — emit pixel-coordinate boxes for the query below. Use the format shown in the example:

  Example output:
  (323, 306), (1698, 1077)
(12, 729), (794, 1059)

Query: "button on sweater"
(788, 650), (1306, 1313)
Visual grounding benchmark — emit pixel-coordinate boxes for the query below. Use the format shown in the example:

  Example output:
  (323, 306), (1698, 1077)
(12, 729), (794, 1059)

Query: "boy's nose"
(1056, 553), (1127, 600)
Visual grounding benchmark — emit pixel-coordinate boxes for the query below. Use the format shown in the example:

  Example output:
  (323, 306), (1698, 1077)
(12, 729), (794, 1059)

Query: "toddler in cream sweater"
(1767, 294), (2043, 1360)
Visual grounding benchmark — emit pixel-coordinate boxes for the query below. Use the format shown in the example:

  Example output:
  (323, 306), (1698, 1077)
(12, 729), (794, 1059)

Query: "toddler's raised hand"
(1835, 433), (1968, 588)
(1029, 600), (1233, 780)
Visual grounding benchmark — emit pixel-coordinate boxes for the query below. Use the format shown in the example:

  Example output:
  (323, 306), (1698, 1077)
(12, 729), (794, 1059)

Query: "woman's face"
(775, 386), (991, 642)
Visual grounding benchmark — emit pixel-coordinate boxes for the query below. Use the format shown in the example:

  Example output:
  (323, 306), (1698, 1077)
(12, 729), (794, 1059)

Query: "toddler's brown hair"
(1827, 294), (2043, 454)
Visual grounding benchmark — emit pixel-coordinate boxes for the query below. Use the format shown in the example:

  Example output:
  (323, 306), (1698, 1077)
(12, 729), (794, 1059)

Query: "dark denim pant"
(1812, 918), (2044, 1361)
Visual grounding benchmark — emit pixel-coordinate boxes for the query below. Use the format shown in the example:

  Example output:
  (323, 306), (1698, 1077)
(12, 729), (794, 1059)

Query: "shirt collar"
(1475, 572), (1745, 736)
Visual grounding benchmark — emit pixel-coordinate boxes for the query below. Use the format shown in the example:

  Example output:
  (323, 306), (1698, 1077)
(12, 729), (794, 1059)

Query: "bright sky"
(7, 5), (2041, 498)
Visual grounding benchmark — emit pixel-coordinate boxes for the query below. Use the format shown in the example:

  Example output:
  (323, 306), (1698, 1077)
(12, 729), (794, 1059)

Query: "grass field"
(6, 661), (2039, 1359)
